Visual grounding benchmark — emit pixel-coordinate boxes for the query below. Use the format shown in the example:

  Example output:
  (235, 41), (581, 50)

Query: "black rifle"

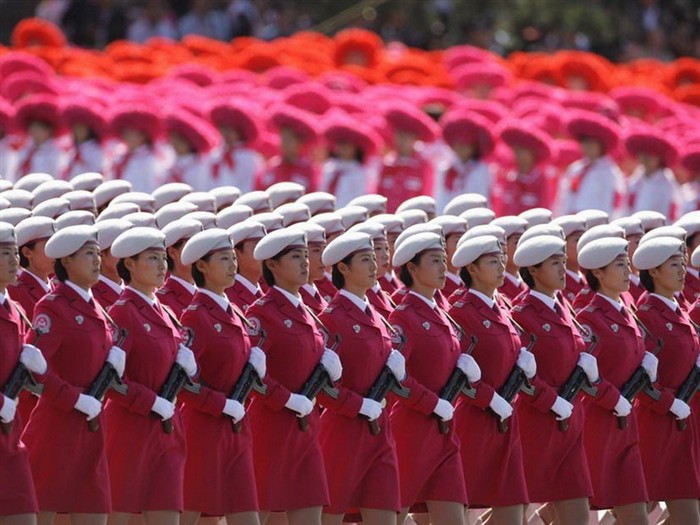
(493, 334), (537, 433)
(437, 335), (478, 435)
(557, 334), (599, 431)
(229, 330), (268, 433)
(87, 328), (129, 432)
(297, 334), (341, 431)
(617, 336), (663, 430)
(676, 364), (700, 431)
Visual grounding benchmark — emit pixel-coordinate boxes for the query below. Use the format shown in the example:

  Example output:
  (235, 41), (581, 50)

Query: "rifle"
(1, 328), (45, 435)
(297, 333), (341, 431)
(493, 333), (537, 433)
(676, 364), (700, 431)
(229, 330), (268, 433)
(437, 334), (478, 435)
(557, 334), (599, 431)
(86, 327), (129, 432)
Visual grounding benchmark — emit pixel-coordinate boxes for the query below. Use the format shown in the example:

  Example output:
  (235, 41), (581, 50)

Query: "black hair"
(190, 253), (213, 288)
(331, 252), (356, 289)
(166, 240), (184, 272)
(262, 246), (295, 287)
(234, 241), (246, 252)
(329, 146), (365, 164)
(459, 266), (472, 288)
(519, 265), (542, 289)
(398, 251), (429, 287)
(19, 241), (37, 268)
(639, 269), (654, 292)
(117, 258), (132, 284)
(585, 269), (600, 291)
(686, 233), (699, 249)
(54, 259), (69, 282)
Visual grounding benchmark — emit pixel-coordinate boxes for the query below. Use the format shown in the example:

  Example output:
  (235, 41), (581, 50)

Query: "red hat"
(554, 139), (582, 168)
(262, 66), (309, 90)
(443, 45), (498, 71)
(499, 120), (553, 163)
(566, 110), (621, 153)
(625, 127), (679, 167)
(219, 69), (259, 86)
(0, 51), (53, 79)
(440, 109), (495, 156)
(1, 70), (59, 102)
(513, 100), (565, 137)
(62, 98), (108, 139)
(384, 104), (440, 142)
(333, 28), (383, 69)
(270, 104), (319, 143)
(323, 115), (382, 158)
(316, 70), (367, 93)
(283, 83), (333, 115)
(110, 105), (162, 142)
(164, 111), (218, 154)
(556, 51), (610, 92)
(681, 146), (700, 176)
(609, 86), (664, 120)
(167, 63), (219, 87)
(561, 91), (620, 120)
(209, 100), (261, 144)
(11, 18), (67, 48)
(453, 99), (507, 124)
(14, 94), (64, 132)
(451, 62), (511, 91)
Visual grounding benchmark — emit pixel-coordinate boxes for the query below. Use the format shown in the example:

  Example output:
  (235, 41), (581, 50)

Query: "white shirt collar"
(127, 285), (157, 306)
(409, 290), (437, 309)
(274, 285), (302, 308)
(468, 288), (496, 308)
(0, 291), (6, 305)
(65, 280), (94, 303)
(302, 283), (319, 297)
(198, 288), (231, 312)
(23, 269), (51, 293)
(98, 274), (123, 294)
(504, 272), (522, 286)
(169, 275), (197, 295)
(597, 292), (623, 311)
(530, 290), (557, 311)
(371, 283), (382, 293)
(651, 293), (679, 312)
(339, 288), (369, 311)
(235, 274), (261, 295)
(566, 269), (583, 283)
(384, 271), (395, 282)
(324, 271), (333, 282)
(629, 273), (640, 286)
(446, 272), (461, 285)
(688, 267), (699, 279)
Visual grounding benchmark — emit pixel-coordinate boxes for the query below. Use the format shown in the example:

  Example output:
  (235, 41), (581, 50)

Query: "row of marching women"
(1, 173), (700, 525)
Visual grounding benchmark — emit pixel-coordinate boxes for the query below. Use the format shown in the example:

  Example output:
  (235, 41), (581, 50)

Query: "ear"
(591, 268), (603, 280)
(337, 261), (350, 277)
(466, 262), (478, 278)
(265, 259), (277, 273)
(194, 259), (207, 275)
(124, 256), (136, 273)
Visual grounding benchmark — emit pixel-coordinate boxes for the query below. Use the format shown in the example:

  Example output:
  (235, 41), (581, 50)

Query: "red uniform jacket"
(573, 286), (636, 312)
(225, 277), (262, 313)
(156, 276), (195, 318)
(378, 273), (400, 296)
(8, 270), (51, 318)
(105, 289), (186, 512)
(258, 156), (320, 192)
(499, 273), (527, 302)
(300, 285), (328, 316)
(91, 276), (122, 309)
(180, 292), (258, 514)
(684, 270), (700, 304)
(22, 284), (112, 513)
(564, 271), (586, 305)
(442, 274), (462, 300)
(366, 286), (395, 322)
(377, 152), (434, 213)
(492, 166), (553, 217)
(314, 275), (337, 304)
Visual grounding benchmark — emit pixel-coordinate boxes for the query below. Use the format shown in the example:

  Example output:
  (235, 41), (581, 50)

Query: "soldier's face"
(373, 239), (390, 275)
(307, 243), (326, 282)
(63, 242), (101, 288)
(530, 254), (567, 292)
(22, 239), (54, 278)
(268, 248), (309, 290)
(593, 256), (631, 295)
(468, 253), (506, 291)
(197, 249), (237, 292)
(127, 249), (167, 290)
(408, 249), (447, 291)
(0, 244), (19, 288)
(340, 249), (377, 292)
(649, 255), (686, 294)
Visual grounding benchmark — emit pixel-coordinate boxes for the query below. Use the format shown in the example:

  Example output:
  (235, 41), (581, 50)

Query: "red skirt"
(1, 412), (38, 516)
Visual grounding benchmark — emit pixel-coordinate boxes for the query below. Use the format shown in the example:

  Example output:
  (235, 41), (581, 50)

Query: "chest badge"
(423, 322), (430, 330)
(666, 322), (673, 331)
(75, 315), (84, 325)
(610, 324), (619, 333)
(284, 319), (292, 328)
(482, 319), (491, 329)
(144, 323), (151, 332)
(214, 323), (222, 333)
(353, 324), (360, 333)
(542, 323), (551, 332)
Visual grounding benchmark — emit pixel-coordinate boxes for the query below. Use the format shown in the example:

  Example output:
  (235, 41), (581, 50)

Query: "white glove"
(386, 350), (406, 381)
(696, 353), (700, 368)
(551, 396), (574, 421)
(0, 395), (17, 423)
(285, 393), (314, 417)
(613, 395), (632, 417)
(433, 398), (454, 421)
(641, 352), (658, 383)
(248, 346), (266, 378)
(670, 398), (691, 420)
(359, 398), (383, 421)
(151, 396), (175, 421)
(456, 354), (481, 383)
(106, 346), (126, 378)
(223, 399), (245, 423)
(577, 353), (599, 383)
(176, 344), (197, 377)
(20, 344), (47, 375)
(516, 347), (537, 379)
(489, 392), (513, 421)
(74, 393), (102, 421)
(320, 348), (342, 382)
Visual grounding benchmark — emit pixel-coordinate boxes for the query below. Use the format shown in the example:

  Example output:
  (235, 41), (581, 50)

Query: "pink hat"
(452, 99), (507, 124)
(62, 98), (108, 139)
(625, 127), (679, 167)
(561, 91), (620, 120)
(443, 45), (498, 71)
(0, 97), (16, 133)
(263, 66), (310, 90)
(110, 105), (161, 142)
(554, 139), (582, 168)
(2, 71), (59, 102)
(14, 94), (64, 132)
(283, 83), (333, 115)
(609, 87), (664, 120)
(499, 120), (553, 163)
(209, 100), (261, 145)
(164, 111), (218, 153)
(680, 145), (700, 176)
(167, 63), (219, 87)
(324, 116), (382, 158)
(270, 104), (319, 143)
(0, 51), (53, 79)
(440, 109), (495, 156)
(451, 62), (511, 91)
(384, 104), (440, 142)
(316, 71), (367, 93)
(566, 110), (621, 153)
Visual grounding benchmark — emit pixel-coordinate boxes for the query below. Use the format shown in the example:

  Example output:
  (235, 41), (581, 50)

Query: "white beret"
(514, 236), (566, 267)
(96, 202), (140, 222)
(152, 182), (193, 209)
(692, 245), (700, 268)
(33, 197), (70, 219)
(368, 213), (404, 234)
(673, 212), (700, 237)
(0, 180), (12, 192)
(491, 215), (528, 238)
(16, 216), (56, 246)
(640, 225), (687, 244)
(337, 205), (369, 229)
(296, 222), (326, 244)
(235, 191), (271, 213)
(518, 224), (565, 246)
(632, 237), (684, 270)
(577, 224), (626, 252)
(44, 225), (98, 259)
(14, 172), (53, 192)
(0, 222), (16, 245)
(631, 210), (666, 232)
(610, 217), (644, 237)
(578, 238), (629, 270)
(552, 215), (587, 237)
(395, 223), (443, 250)
(111, 227), (166, 258)
(69, 172), (104, 192)
(576, 209), (609, 228)
(276, 202), (311, 227)
(56, 210), (95, 229)
(63, 190), (96, 212)
(348, 221), (386, 241)
(182, 211), (217, 230)
(297, 192), (336, 215)
(32, 180), (73, 206)
(443, 193), (488, 216)
(180, 191), (217, 213)
(0, 197), (10, 210)
(216, 203), (253, 229)
(92, 180), (133, 209)
(393, 232), (445, 267)
(347, 194), (387, 215)
(322, 231), (373, 266)
(122, 212), (157, 229)
(155, 201), (198, 229)
(210, 186), (241, 211)
(95, 219), (133, 250)
(459, 207), (496, 227)
(1, 189), (33, 209)
(308, 212), (345, 236)
(519, 207), (552, 226)
(162, 218), (203, 247)
(111, 192), (156, 213)
(253, 227), (307, 261)
(453, 235), (502, 267)
(396, 196), (437, 217)
(396, 209), (428, 228)
(267, 182), (306, 208)
(0, 208), (32, 226)
(252, 212), (284, 232)
(181, 228), (233, 265)
(430, 216), (468, 237)
(458, 224), (506, 247)
(228, 220), (266, 245)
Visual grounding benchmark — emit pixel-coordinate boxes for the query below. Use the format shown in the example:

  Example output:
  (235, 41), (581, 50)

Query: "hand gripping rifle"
(437, 333), (478, 435)
(229, 327), (268, 434)
(676, 317), (700, 431)
(493, 333), (537, 433)
(557, 333), (599, 431)
(297, 331), (341, 432)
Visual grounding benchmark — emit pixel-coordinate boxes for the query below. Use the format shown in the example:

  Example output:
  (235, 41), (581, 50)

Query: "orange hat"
(665, 57), (700, 88)
(440, 109), (495, 156)
(333, 28), (383, 69)
(556, 51), (610, 92)
(11, 18), (67, 48)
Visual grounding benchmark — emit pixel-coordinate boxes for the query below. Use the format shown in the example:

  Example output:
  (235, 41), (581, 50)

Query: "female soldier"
(576, 238), (653, 525)
(510, 236), (597, 525)
(23, 225), (125, 525)
(245, 227), (341, 525)
(105, 227), (197, 525)
(179, 229), (265, 525)
(317, 231), (403, 525)
(633, 237), (700, 525)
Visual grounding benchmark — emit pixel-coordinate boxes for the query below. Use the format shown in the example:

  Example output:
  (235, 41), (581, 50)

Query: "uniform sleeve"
(633, 309), (676, 414)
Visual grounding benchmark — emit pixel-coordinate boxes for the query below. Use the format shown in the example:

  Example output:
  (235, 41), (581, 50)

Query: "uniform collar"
(169, 274), (197, 295)
(596, 292), (623, 311)
(505, 272), (522, 286)
(409, 290), (437, 309)
(65, 280), (94, 303)
(650, 293), (678, 312)
(302, 283), (319, 297)
(339, 288), (369, 312)
(235, 274), (261, 295)
(198, 287), (230, 311)
(127, 285), (157, 306)
(446, 272), (461, 285)
(688, 267), (699, 280)
(629, 273), (640, 286)
(273, 285), (302, 308)
(530, 289), (557, 311)
(566, 269), (583, 283)
(384, 271), (395, 282)
(468, 288), (496, 308)
(99, 273), (123, 294)
(22, 269), (51, 293)
(0, 291), (6, 305)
